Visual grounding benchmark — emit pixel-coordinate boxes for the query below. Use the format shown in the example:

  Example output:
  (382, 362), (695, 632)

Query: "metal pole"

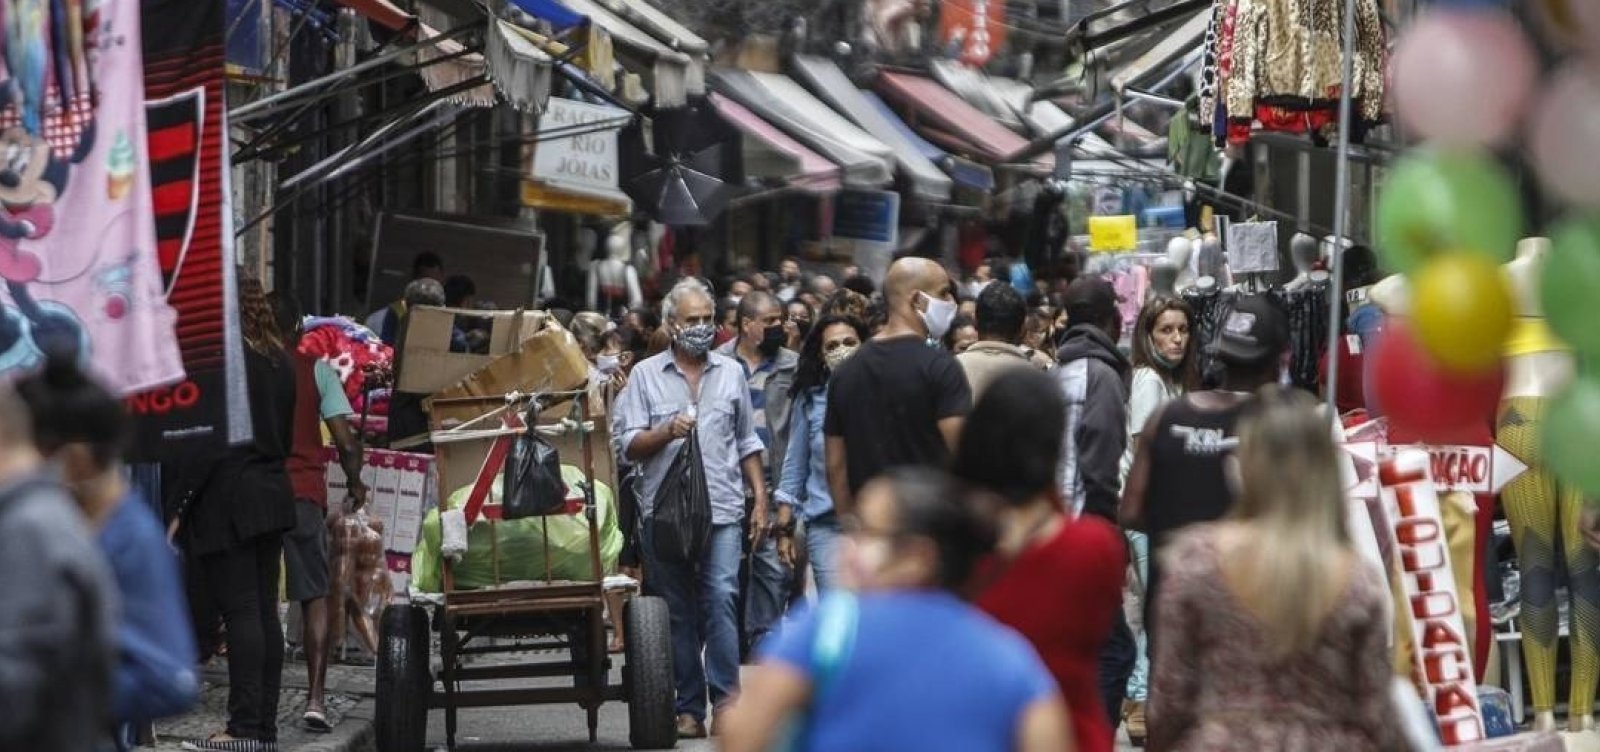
(1324, 0), (1359, 414)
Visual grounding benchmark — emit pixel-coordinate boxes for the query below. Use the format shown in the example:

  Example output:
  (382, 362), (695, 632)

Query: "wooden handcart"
(374, 389), (676, 751)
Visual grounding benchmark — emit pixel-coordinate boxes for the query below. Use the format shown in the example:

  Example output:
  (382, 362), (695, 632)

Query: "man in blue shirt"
(612, 279), (769, 739)
(714, 290), (798, 657)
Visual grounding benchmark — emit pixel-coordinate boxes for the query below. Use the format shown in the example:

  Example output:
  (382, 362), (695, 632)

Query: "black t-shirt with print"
(824, 335), (972, 494)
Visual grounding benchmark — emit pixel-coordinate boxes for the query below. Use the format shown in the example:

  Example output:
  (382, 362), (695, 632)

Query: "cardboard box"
(433, 324), (591, 403)
(395, 307), (547, 394)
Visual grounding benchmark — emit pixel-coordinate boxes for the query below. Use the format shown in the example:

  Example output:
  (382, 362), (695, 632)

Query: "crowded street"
(7, 0), (1600, 751)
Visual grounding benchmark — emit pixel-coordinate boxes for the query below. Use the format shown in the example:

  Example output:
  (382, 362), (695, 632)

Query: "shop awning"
(484, 19), (555, 113)
(508, 0), (586, 31)
(711, 68), (894, 188)
(928, 60), (1032, 131)
(790, 55), (950, 202)
(710, 93), (841, 194)
(875, 71), (1051, 172)
(591, 0), (709, 92)
(520, 0), (694, 106)
(859, 91), (995, 194)
(337, 0), (414, 32)
(1023, 100), (1124, 159)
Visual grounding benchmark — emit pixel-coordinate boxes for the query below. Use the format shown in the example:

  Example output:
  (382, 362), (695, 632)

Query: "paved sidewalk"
(148, 658), (376, 752)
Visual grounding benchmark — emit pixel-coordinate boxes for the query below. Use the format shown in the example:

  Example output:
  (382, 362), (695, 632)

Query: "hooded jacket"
(1055, 323), (1131, 521)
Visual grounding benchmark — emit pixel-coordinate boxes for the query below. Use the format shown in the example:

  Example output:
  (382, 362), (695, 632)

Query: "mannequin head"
(1290, 233), (1320, 275)
(1165, 237), (1193, 270)
(1196, 236), (1227, 282)
(1369, 274), (1412, 317)
(606, 222), (632, 263)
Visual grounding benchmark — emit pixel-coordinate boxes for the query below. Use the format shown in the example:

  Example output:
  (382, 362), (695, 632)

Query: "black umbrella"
(621, 99), (743, 226)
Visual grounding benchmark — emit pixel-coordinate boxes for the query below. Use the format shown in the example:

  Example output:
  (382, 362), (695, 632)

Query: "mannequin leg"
(1498, 399), (1561, 716)
(1562, 480), (1600, 727)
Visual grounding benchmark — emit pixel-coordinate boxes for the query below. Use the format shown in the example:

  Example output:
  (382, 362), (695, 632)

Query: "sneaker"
(181, 737), (267, 752)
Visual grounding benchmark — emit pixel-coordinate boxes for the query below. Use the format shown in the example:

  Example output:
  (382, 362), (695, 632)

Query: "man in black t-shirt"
(824, 257), (972, 514)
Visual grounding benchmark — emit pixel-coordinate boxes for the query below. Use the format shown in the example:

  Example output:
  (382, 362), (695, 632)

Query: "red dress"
(976, 517), (1127, 752)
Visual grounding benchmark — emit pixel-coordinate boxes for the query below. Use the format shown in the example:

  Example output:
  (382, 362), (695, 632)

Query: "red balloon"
(1370, 323), (1504, 443)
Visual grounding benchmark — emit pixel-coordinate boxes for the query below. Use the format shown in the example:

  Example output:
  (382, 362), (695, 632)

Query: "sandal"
(303, 709), (333, 733)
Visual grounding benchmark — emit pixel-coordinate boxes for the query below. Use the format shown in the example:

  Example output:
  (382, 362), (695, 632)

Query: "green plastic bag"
(412, 464), (622, 592)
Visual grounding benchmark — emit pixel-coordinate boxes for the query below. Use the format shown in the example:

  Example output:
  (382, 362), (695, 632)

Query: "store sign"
(531, 97), (629, 200)
(937, 0), (1007, 66)
(1381, 449), (1484, 746)
(834, 190), (900, 245)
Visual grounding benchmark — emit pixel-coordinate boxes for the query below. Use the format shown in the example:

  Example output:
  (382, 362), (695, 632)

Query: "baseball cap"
(1063, 277), (1119, 329)
(1210, 295), (1289, 366)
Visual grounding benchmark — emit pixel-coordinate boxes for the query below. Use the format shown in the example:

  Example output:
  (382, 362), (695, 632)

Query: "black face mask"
(793, 320), (812, 342)
(759, 324), (786, 356)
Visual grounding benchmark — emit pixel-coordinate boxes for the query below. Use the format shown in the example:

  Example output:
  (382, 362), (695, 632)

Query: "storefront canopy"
(875, 71), (1051, 172)
(710, 93), (842, 194)
(859, 91), (994, 194)
(790, 55), (950, 202)
(711, 68), (894, 189)
(928, 59), (1032, 132)
(515, 0), (695, 106)
(592, 0), (709, 95)
(1109, 9), (1208, 92)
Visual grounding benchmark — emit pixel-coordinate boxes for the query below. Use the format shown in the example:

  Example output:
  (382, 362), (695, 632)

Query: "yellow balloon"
(1413, 253), (1513, 373)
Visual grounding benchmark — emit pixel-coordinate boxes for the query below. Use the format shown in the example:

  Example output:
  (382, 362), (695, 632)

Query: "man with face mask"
(611, 279), (769, 739)
(713, 291), (798, 656)
(823, 257), (972, 515)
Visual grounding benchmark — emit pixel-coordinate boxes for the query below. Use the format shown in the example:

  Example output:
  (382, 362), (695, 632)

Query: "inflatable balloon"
(1412, 254), (1512, 372)
(1375, 152), (1524, 274)
(1541, 376), (1600, 498)
(1370, 323), (1504, 442)
(1540, 216), (1600, 356)
(1389, 9), (1535, 148)
(1529, 66), (1600, 210)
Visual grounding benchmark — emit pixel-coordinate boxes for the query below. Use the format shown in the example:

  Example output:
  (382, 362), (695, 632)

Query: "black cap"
(1063, 277), (1119, 329)
(1210, 295), (1289, 366)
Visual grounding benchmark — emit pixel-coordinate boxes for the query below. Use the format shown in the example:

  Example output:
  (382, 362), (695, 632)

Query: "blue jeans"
(643, 522), (743, 721)
(804, 514), (842, 594)
(744, 507), (792, 652)
(1126, 531), (1150, 702)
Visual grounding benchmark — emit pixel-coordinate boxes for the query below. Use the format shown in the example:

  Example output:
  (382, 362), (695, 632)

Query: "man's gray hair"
(662, 278), (713, 324)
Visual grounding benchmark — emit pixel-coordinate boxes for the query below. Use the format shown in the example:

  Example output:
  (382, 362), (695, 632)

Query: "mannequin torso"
(1503, 238), (1573, 400)
(586, 223), (644, 313)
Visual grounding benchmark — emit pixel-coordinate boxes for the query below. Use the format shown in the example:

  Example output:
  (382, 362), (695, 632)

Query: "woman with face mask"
(772, 315), (867, 594)
(1118, 297), (1199, 744)
(719, 468), (1072, 752)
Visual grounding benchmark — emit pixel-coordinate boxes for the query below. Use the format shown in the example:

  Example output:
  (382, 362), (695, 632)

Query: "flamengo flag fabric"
(127, 0), (252, 459)
(0, 0), (182, 390)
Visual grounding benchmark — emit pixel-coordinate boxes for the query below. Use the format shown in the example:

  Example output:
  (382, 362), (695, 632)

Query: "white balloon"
(1390, 9), (1537, 148)
(1529, 66), (1600, 209)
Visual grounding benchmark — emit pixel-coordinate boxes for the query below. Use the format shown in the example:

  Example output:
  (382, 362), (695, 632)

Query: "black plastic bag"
(503, 429), (566, 519)
(652, 428), (711, 565)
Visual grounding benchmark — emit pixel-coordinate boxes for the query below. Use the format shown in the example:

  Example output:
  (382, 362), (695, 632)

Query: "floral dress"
(1147, 526), (1406, 751)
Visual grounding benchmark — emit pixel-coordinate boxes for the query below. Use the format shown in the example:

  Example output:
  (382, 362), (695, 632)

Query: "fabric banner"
(127, 0), (251, 460)
(0, 0), (182, 391)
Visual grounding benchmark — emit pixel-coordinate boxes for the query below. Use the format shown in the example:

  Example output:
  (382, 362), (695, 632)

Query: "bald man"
(823, 257), (972, 514)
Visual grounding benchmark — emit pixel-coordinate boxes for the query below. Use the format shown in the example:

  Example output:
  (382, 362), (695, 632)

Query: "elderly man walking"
(613, 279), (770, 739)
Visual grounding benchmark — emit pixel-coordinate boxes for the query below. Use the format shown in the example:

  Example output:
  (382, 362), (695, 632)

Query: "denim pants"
(804, 514), (842, 595)
(744, 509), (792, 652)
(1125, 531), (1150, 702)
(643, 522), (743, 721)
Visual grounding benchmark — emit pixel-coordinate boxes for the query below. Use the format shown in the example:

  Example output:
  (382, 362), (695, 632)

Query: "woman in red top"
(957, 367), (1127, 752)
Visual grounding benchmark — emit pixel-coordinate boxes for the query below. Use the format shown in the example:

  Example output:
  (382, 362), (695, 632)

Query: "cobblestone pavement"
(148, 658), (374, 751)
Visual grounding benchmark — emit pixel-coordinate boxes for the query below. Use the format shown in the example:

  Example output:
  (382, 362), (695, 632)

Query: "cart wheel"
(376, 603), (431, 752)
(624, 596), (677, 749)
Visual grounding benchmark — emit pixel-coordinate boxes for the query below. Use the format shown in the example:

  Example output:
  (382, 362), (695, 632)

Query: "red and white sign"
(1382, 449), (1484, 746)
(1392, 444), (1529, 496)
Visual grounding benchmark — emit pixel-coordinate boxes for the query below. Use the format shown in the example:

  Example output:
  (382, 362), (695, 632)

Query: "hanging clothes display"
(0, 0), (182, 393)
(1198, 0), (1386, 146)
(1184, 284), (1329, 392)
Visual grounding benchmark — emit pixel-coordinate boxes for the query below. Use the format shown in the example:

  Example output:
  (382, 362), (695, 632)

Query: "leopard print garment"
(1224, 0), (1386, 122)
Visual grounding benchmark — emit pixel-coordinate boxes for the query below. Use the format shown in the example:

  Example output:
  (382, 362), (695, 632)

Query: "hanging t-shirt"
(0, 0), (181, 392)
(824, 336), (971, 494)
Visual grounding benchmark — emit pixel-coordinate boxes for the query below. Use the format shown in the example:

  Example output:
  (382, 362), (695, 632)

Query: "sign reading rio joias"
(1381, 449), (1484, 745)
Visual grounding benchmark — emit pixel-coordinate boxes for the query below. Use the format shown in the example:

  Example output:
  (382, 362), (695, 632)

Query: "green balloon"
(1375, 151), (1524, 274)
(1542, 376), (1600, 499)
(1543, 216), (1600, 358)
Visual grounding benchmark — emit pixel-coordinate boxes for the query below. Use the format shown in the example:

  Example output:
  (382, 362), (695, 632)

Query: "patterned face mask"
(674, 323), (716, 357)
